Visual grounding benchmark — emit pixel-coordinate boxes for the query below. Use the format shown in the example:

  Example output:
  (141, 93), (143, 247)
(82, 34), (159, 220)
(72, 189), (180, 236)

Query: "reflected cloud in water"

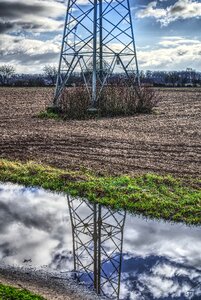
(0, 182), (200, 299)
(0, 183), (73, 270)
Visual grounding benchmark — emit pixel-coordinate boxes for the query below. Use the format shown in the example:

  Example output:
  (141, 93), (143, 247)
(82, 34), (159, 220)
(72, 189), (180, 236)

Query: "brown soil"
(0, 87), (200, 177)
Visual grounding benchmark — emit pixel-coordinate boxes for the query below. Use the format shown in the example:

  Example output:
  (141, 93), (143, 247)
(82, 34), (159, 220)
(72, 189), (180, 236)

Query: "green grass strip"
(38, 110), (61, 120)
(0, 159), (200, 225)
(0, 283), (45, 300)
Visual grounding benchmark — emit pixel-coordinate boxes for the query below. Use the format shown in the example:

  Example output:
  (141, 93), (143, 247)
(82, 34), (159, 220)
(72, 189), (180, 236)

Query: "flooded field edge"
(0, 182), (200, 299)
(0, 159), (200, 225)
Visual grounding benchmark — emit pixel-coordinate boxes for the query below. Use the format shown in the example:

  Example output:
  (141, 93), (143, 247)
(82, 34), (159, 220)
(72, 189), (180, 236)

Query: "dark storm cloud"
(0, 0), (64, 33)
(0, 22), (14, 33)
(0, 199), (54, 232)
(0, 21), (42, 34)
(1, 52), (59, 65)
(0, 184), (73, 269)
(170, 4), (184, 13)
(0, 2), (46, 19)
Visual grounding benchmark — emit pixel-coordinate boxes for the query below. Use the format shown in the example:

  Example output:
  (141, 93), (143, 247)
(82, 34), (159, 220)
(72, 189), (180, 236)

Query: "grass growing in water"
(0, 159), (200, 225)
(0, 283), (44, 300)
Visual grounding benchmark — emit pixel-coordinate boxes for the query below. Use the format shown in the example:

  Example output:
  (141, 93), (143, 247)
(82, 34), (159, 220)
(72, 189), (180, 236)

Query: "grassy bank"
(0, 159), (200, 225)
(0, 283), (44, 299)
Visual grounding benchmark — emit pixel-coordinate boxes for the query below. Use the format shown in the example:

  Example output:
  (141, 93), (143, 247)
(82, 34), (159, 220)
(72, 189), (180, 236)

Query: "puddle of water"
(0, 182), (201, 299)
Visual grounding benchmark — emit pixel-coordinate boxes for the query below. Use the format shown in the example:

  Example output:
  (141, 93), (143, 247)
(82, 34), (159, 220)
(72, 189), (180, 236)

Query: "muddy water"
(0, 182), (200, 299)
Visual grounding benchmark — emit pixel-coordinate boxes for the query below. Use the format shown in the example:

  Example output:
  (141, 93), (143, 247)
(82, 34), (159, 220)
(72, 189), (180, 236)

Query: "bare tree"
(43, 65), (57, 85)
(0, 65), (15, 85)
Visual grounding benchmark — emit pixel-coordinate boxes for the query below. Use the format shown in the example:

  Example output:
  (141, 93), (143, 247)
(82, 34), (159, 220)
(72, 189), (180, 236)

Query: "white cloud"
(139, 274), (191, 298)
(0, 34), (59, 56)
(0, 34), (60, 73)
(136, 1), (166, 20)
(138, 36), (201, 70)
(1, 35), (201, 73)
(136, 0), (201, 26)
(159, 36), (201, 47)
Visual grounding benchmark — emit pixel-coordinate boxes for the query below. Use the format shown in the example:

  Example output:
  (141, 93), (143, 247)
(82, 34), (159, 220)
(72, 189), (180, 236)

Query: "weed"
(0, 283), (45, 300)
(38, 110), (60, 120)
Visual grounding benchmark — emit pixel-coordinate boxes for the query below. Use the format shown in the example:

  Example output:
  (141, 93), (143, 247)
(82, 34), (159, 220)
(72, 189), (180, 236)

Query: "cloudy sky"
(0, 0), (201, 73)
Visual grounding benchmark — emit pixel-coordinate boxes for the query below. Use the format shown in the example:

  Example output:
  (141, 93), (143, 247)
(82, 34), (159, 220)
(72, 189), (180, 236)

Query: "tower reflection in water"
(68, 196), (126, 299)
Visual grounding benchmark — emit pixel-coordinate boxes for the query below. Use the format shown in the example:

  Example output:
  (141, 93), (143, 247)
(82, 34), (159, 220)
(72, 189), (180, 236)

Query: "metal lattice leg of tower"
(67, 196), (97, 287)
(67, 196), (126, 299)
(53, 0), (140, 109)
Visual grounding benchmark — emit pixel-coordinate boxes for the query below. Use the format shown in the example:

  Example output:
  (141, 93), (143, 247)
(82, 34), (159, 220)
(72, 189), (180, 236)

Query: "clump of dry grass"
(60, 86), (90, 119)
(56, 83), (160, 119)
(98, 85), (159, 116)
(135, 86), (159, 113)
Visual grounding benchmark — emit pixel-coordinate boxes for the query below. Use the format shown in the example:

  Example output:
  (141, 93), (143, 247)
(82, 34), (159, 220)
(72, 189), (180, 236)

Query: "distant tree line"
(0, 64), (201, 87)
(139, 69), (201, 87)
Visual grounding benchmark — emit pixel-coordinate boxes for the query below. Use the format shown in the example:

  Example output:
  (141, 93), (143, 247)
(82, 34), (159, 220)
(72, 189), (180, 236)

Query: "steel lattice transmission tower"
(53, 0), (140, 108)
(67, 196), (126, 299)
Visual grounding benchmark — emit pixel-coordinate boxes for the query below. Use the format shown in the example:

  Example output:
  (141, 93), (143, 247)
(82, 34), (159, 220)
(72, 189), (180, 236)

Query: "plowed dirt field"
(0, 87), (200, 177)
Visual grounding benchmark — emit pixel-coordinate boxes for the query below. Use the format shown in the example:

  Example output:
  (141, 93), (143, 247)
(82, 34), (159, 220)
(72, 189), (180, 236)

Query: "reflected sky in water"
(0, 183), (201, 299)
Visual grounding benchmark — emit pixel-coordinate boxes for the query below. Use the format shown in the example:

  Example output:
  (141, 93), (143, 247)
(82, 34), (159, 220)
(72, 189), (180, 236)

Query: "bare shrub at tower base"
(60, 87), (90, 119)
(135, 86), (159, 113)
(98, 85), (137, 116)
(59, 85), (159, 119)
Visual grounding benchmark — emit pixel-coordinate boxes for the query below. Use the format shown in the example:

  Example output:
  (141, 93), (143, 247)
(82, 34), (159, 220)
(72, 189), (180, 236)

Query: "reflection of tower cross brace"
(54, 0), (140, 108)
(68, 196), (126, 299)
